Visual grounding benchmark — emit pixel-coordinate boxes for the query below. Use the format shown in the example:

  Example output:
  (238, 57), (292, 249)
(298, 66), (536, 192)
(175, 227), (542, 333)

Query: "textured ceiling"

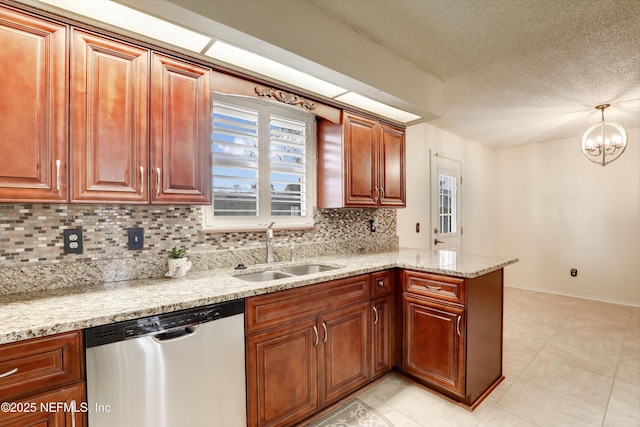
(307, 0), (640, 147)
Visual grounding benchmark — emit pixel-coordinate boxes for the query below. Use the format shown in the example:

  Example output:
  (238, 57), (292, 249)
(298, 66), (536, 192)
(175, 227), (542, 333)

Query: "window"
(438, 174), (457, 234)
(204, 93), (315, 229)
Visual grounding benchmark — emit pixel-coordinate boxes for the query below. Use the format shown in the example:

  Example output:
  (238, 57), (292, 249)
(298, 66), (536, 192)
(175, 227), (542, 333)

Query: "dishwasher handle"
(151, 325), (199, 342)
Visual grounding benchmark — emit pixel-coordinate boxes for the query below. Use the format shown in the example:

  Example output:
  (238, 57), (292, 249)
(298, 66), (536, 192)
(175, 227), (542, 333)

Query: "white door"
(431, 153), (462, 251)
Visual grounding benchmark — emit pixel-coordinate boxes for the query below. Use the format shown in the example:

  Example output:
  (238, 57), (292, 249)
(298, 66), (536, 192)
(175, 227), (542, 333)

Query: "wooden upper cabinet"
(70, 29), (149, 203)
(0, 6), (68, 202)
(378, 123), (406, 207)
(317, 112), (406, 208)
(150, 53), (211, 204)
(344, 114), (378, 207)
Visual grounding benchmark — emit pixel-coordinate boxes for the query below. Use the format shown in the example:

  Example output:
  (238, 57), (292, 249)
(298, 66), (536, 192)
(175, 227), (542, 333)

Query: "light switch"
(128, 228), (144, 250)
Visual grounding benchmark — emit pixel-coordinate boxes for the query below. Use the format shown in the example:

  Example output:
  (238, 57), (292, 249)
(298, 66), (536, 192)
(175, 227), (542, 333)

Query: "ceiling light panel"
(38, 0), (211, 52)
(206, 41), (347, 98)
(335, 92), (422, 123)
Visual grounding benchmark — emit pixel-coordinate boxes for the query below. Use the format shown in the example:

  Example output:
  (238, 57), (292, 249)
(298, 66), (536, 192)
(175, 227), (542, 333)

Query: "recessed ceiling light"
(38, 0), (211, 52)
(335, 92), (422, 123)
(206, 41), (348, 99)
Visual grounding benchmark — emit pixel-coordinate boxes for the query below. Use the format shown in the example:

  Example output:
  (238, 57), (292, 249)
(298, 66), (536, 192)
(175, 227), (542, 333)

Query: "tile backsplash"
(0, 204), (398, 294)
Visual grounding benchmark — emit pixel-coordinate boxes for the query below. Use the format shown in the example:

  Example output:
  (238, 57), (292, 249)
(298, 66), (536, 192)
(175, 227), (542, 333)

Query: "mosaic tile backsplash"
(0, 204), (398, 294)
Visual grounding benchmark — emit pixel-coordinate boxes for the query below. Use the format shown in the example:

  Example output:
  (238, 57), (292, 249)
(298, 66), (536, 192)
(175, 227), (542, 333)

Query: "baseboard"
(505, 285), (640, 308)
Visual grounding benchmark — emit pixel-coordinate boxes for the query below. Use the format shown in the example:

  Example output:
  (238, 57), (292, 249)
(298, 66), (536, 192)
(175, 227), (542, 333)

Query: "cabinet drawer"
(0, 331), (83, 400)
(246, 274), (370, 334)
(404, 271), (466, 305)
(371, 270), (393, 298)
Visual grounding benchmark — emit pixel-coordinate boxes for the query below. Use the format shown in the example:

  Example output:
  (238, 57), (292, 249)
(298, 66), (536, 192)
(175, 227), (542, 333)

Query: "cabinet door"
(150, 53), (211, 204)
(0, 383), (85, 426)
(371, 297), (393, 379)
(404, 295), (465, 397)
(318, 301), (370, 408)
(378, 124), (405, 207)
(343, 113), (378, 207)
(0, 7), (67, 202)
(246, 319), (318, 427)
(70, 29), (149, 203)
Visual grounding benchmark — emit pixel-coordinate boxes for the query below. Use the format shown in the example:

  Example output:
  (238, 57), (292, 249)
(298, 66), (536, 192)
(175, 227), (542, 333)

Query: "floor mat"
(308, 398), (394, 427)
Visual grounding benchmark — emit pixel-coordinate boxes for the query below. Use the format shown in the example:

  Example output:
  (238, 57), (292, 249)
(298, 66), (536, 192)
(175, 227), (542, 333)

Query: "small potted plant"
(166, 246), (192, 278)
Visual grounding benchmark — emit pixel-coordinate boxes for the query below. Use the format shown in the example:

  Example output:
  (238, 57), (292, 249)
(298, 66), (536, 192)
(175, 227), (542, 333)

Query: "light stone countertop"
(0, 248), (517, 344)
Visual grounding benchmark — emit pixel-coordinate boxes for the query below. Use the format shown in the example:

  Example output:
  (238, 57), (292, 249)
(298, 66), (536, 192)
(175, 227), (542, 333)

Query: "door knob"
(434, 239), (445, 245)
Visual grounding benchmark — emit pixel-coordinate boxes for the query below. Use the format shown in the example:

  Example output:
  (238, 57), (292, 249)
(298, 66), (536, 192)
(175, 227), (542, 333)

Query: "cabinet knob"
(377, 280), (385, 287)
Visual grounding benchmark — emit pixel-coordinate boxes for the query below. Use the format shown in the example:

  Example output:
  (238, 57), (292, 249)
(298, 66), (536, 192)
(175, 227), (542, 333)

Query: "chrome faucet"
(266, 222), (275, 263)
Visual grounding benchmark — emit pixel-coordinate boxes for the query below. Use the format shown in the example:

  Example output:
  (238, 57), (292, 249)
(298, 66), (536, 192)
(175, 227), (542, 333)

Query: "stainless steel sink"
(235, 264), (339, 282)
(235, 270), (294, 282)
(281, 264), (337, 275)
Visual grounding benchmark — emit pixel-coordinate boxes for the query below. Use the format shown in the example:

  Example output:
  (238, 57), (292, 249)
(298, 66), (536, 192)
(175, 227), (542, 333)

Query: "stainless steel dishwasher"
(85, 299), (246, 427)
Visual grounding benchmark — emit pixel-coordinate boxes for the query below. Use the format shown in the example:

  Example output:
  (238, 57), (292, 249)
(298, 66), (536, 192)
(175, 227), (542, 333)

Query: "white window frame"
(203, 92), (316, 231)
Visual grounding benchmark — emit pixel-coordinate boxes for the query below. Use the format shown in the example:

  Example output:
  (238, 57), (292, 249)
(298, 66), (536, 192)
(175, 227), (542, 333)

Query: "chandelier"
(580, 104), (627, 166)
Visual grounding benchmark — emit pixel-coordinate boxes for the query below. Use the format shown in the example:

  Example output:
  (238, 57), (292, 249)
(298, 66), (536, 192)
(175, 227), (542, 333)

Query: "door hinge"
(460, 176), (463, 185)
(461, 226), (463, 235)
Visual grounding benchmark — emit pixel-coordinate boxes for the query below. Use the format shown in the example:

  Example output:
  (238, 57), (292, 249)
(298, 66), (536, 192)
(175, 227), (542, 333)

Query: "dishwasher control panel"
(85, 299), (244, 348)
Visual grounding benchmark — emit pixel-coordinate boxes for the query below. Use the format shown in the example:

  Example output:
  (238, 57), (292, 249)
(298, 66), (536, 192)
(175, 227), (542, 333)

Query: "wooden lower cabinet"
(402, 269), (504, 407)
(246, 319), (318, 427)
(246, 274), (390, 427)
(0, 331), (86, 427)
(404, 295), (466, 396)
(371, 296), (393, 379)
(319, 302), (370, 408)
(0, 384), (85, 427)
(246, 303), (370, 427)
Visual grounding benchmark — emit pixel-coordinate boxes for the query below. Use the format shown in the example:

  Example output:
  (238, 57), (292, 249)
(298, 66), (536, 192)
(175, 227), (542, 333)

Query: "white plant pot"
(166, 257), (192, 278)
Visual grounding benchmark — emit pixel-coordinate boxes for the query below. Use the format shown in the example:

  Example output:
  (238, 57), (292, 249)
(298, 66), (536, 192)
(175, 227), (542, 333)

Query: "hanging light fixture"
(581, 104), (627, 166)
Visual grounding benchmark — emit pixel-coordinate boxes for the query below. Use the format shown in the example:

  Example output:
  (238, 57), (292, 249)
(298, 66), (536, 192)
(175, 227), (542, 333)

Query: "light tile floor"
(354, 287), (640, 427)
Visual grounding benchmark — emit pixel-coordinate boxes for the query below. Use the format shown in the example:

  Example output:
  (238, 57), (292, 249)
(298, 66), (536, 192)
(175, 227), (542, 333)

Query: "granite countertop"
(0, 248), (517, 344)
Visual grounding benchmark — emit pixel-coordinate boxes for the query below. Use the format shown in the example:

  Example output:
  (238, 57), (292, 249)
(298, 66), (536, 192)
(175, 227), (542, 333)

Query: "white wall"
(400, 124), (640, 306)
(398, 123), (498, 255)
(494, 128), (640, 306)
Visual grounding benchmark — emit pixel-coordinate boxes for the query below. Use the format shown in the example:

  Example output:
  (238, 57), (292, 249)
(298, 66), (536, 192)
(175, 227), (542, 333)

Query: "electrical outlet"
(63, 229), (83, 254)
(128, 228), (144, 250)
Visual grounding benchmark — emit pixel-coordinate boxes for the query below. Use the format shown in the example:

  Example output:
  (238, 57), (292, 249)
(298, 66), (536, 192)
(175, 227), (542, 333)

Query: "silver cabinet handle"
(140, 166), (144, 194)
(55, 159), (61, 191)
(71, 400), (76, 427)
(373, 306), (379, 325)
(456, 316), (461, 337)
(373, 187), (380, 202)
(313, 326), (319, 347)
(380, 187), (385, 200)
(155, 167), (161, 197)
(0, 367), (18, 379)
(425, 285), (442, 291)
(322, 322), (328, 343)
